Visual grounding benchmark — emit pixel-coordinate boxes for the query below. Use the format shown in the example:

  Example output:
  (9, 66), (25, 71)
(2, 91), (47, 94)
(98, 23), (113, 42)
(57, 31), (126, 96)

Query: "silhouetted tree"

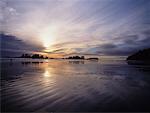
(20, 53), (48, 59)
(127, 48), (150, 61)
(21, 54), (31, 58)
(66, 56), (85, 59)
(81, 56), (85, 59)
(32, 54), (39, 58)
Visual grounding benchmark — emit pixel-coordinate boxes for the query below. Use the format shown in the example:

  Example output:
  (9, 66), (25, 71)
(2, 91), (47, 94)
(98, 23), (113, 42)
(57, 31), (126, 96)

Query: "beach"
(1, 58), (150, 112)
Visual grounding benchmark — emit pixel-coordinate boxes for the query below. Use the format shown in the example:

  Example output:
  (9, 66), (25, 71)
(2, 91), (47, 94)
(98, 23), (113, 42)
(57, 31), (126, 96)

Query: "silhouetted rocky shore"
(127, 48), (150, 65)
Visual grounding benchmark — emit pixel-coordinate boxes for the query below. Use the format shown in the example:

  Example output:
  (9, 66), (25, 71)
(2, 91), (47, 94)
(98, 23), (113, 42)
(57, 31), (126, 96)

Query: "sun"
(42, 34), (54, 48)
(39, 28), (56, 49)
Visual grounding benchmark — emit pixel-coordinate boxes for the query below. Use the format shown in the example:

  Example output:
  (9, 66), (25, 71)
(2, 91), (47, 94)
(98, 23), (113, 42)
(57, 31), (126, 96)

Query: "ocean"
(1, 58), (150, 112)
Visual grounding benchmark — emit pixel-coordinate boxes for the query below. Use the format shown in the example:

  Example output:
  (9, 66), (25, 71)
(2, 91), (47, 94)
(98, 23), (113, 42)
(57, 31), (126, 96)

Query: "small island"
(127, 48), (150, 65)
(87, 58), (99, 60)
(65, 56), (99, 60)
(18, 54), (99, 61)
(65, 56), (85, 59)
(20, 54), (49, 59)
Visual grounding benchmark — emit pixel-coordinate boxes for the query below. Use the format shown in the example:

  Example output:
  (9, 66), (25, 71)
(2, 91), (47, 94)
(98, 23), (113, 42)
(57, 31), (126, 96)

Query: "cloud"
(0, 0), (150, 57)
(44, 49), (66, 54)
(86, 30), (150, 56)
(0, 34), (44, 57)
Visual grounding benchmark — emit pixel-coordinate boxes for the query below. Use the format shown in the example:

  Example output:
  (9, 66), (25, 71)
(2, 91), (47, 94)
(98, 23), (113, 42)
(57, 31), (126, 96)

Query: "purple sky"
(1, 0), (150, 57)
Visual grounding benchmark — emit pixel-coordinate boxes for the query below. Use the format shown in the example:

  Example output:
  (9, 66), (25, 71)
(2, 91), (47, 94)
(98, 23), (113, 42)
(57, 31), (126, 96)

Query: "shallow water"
(1, 58), (150, 112)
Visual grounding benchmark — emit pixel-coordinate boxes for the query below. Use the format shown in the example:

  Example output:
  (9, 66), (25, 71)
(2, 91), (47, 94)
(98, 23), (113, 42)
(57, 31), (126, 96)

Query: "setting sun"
(39, 27), (56, 49)
(43, 35), (54, 48)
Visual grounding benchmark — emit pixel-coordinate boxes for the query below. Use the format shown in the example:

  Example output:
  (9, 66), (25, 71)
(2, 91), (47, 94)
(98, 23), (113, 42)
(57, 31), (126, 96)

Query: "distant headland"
(127, 48), (150, 65)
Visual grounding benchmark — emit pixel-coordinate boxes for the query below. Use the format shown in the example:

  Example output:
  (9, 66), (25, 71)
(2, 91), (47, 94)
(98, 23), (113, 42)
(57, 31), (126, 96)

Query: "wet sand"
(1, 59), (150, 112)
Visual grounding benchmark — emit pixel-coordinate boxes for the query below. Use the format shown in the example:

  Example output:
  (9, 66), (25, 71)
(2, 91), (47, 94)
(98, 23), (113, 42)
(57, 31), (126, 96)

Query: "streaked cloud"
(0, 0), (150, 57)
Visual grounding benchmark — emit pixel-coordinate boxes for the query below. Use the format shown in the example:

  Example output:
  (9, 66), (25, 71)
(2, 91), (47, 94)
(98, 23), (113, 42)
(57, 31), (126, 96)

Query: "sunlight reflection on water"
(1, 59), (150, 112)
(44, 70), (51, 77)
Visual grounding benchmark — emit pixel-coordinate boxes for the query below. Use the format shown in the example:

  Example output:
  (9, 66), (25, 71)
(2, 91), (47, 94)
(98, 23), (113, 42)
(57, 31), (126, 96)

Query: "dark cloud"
(142, 30), (150, 37)
(87, 30), (150, 56)
(100, 43), (116, 49)
(0, 34), (44, 57)
(123, 32), (150, 49)
(1, 0), (149, 58)
(1, 29), (150, 57)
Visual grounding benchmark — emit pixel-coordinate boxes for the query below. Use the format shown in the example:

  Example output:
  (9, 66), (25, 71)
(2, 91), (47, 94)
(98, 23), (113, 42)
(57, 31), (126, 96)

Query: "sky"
(0, 0), (150, 57)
